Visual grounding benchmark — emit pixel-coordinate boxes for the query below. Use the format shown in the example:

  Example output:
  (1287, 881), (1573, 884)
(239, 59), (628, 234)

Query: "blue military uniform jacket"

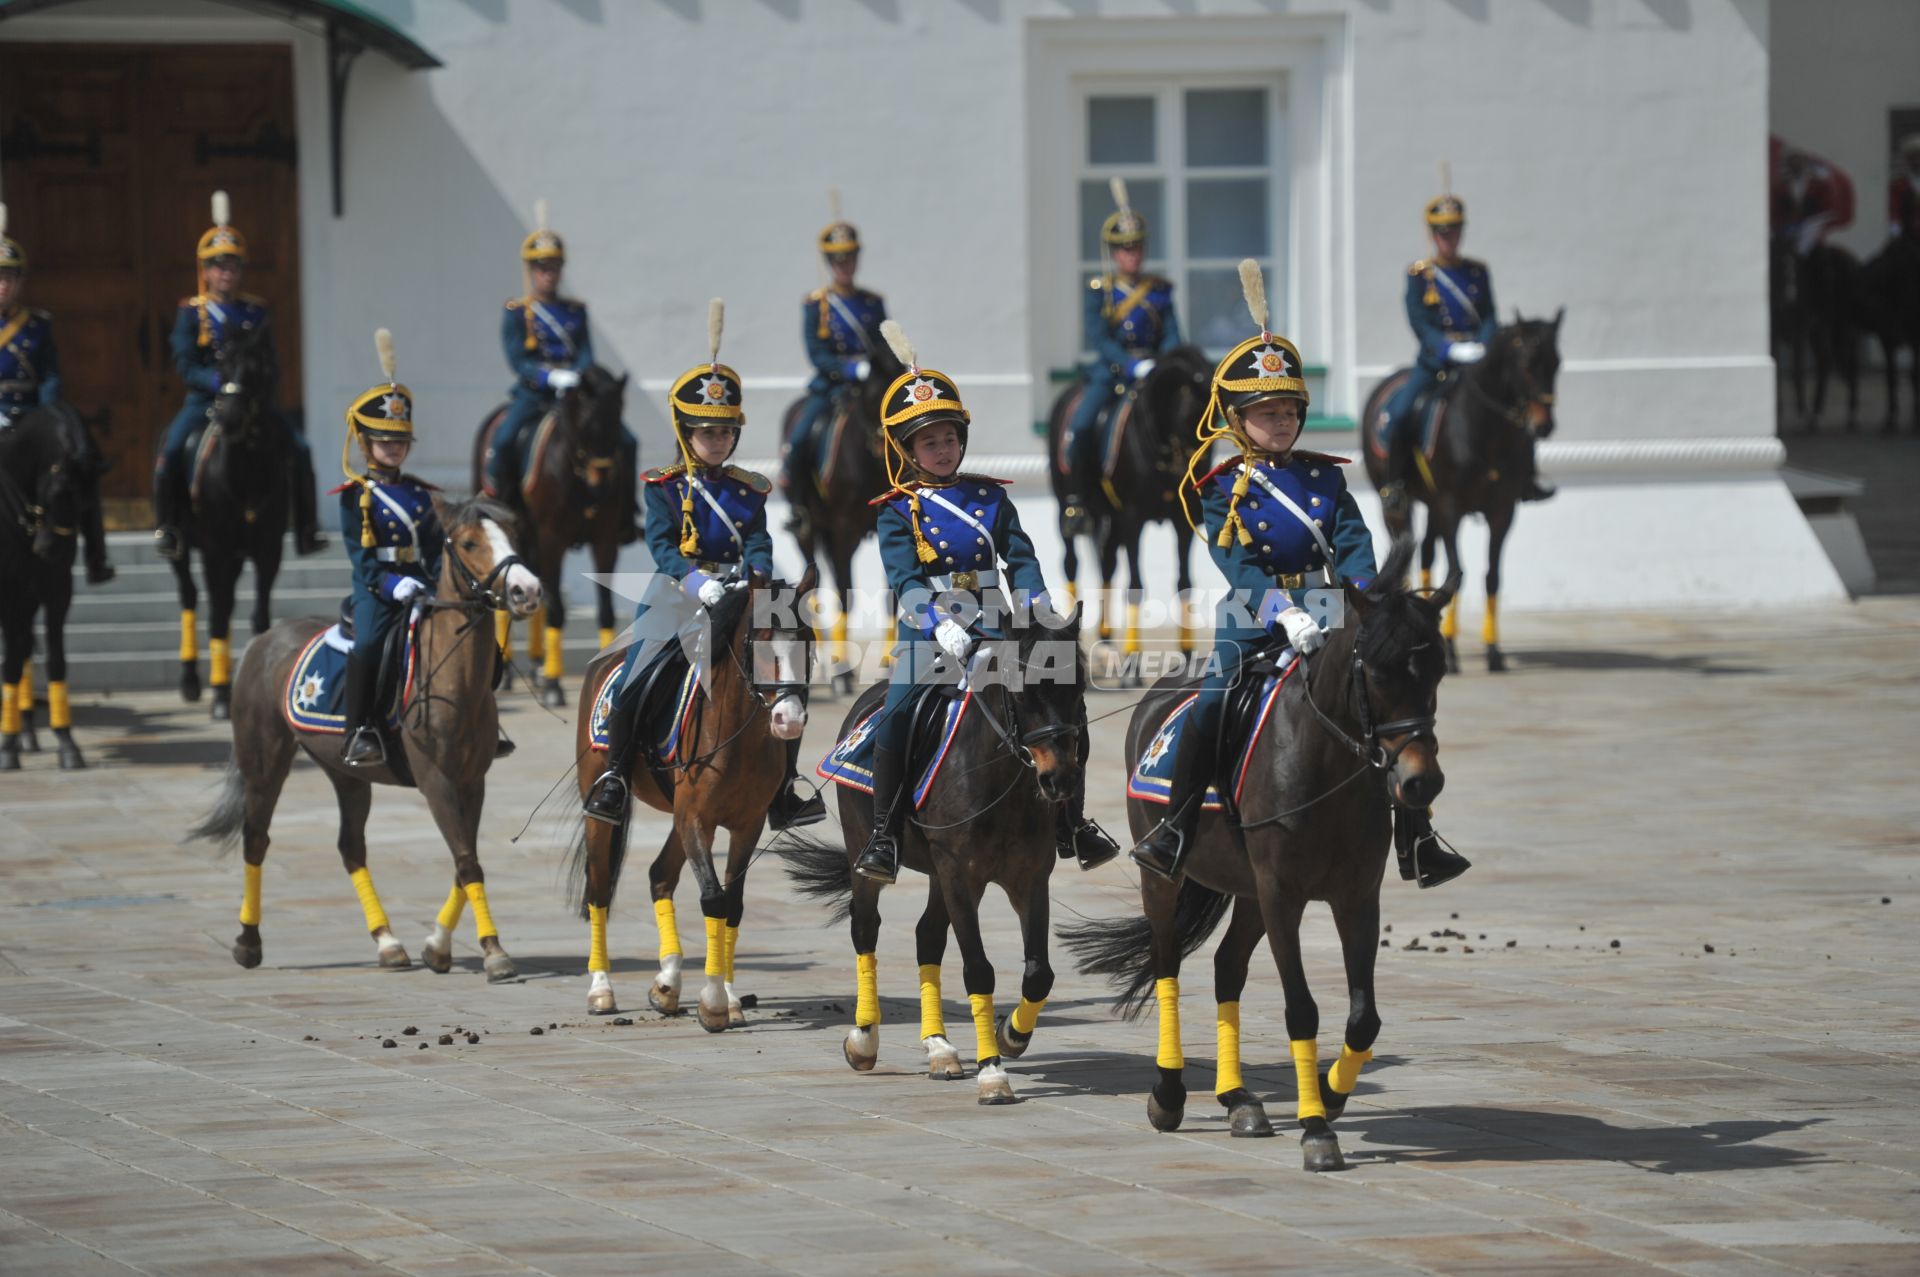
(1406, 258), (1496, 372)
(335, 472), (443, 634)
(173, 294), (275, 399)
(643, 463), (775, 599)
(873, 475), (1048, 642)
(503, 296), (593, 394)
(1198, 451), (1376, 634)
(804, 286), (887, 387)
(0, 307), (59, 421)
(1085, 274), (1181, 373)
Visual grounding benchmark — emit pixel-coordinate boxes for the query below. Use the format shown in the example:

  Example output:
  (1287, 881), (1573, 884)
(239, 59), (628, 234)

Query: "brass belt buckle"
(1278, 572), (1304, 590)
(950, 571), (979, 591)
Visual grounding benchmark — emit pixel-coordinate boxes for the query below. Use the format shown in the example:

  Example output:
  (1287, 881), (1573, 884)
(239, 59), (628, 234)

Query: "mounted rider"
(852, 318), (1119, 886)
(484, 200), (640, 539)
(336, 329), (442, 768)
(0, 204), (112, 583)
(1130, 260), (1471, 890)
(153, 191), (325, 561)
(1378, 172), (1551, 520)
(583, 299), (825, 833)
(1062, 178), (1182, 538)
(1769, 140), (1854, 257)
(1890, 135), (1920, 247)
(783, 192), (887, 536)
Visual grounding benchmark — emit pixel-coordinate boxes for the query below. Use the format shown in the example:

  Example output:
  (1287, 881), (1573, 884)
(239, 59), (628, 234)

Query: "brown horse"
(189, 496), (541, 978)
(473, 364), (631, 707)
(567, 567), (817, 1026)
(1064, 543), (1455, 1171)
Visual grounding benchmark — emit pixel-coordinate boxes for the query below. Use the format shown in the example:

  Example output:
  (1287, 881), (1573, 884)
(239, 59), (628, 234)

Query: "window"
(1077, 81), (1287, 358)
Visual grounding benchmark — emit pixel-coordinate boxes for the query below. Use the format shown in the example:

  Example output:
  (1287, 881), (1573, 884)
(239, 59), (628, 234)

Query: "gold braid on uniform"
(1179, 258), (1280, 548)
(876, 322), (943, 565)
(523, 300), (539, 352)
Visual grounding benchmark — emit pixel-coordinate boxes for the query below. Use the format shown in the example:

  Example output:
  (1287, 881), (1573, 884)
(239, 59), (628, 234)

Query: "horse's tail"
(185, 755), (246, 854)
(564, 814), (630, 921)
(1059, 877), (1232, 1021)
(780, 832), (855, 923)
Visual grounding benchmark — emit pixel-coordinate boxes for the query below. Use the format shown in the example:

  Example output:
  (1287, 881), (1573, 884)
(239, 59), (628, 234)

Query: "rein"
(662, 611), (814, 773)
(1461, 336), (1552, 432)
(403, 529), (528, 732)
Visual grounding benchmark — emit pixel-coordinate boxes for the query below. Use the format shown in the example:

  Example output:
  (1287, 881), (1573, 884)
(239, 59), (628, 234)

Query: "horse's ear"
(1511, 307), (1524, 327)
(1552, 305), (1565, 331)
(797, 563), (819, 596)
(1377, 533), (1416, 587)
(1429, 566), (1464, 613)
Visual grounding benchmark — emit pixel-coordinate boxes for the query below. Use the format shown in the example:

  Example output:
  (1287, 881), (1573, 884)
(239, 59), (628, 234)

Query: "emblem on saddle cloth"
(1127, 661), (1297, 810)
(283, 618), (419, 735)
(817, 692), (975, 810)
(586, 655), (702, 762)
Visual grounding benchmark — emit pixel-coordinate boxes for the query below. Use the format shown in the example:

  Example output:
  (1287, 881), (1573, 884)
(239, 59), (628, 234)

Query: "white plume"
(375, 328), (396, 383)
(1109, 176), (1131, 214)
(534, 198), (549, 231)
(1438, 159), (1452, 195)
(211, 190), (231, 227)
(1238, 259), (1269, 335)
(827, 187), (842, 220)
(880, 319), (916, 372)
(707, 298), (724, 364)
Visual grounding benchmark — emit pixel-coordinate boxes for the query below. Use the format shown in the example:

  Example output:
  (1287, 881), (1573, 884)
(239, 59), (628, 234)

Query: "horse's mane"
(1353, 541), (1448, 686)
(440, 493), (519, 537)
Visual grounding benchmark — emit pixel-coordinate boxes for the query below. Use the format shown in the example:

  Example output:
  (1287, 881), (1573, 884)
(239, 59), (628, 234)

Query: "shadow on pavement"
(1509, 649), (1770, 676)
(1347, 1105), (1826, 1173)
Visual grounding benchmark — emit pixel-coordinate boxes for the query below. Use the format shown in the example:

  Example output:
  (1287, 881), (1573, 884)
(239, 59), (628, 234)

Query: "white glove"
(1277, 606), (1325, 654)
(1446, 341), (1486, 365)
(1130, 358), (1156, 380)
(846, 358), (872, 380)
(934, 619), (974, 662)
(697, 578), (728, 607)
(547, 368), (581, 391)
(391, 576), (426, 604)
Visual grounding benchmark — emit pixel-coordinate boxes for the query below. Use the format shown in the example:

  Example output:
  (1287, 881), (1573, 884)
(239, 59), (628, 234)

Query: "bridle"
(664, 593), (817, 770)
(1463, 330), (1555, 434)
(957, 638), (1084, 774)
(435, 522), (527, 616)
(1299, 646), (1436, 773)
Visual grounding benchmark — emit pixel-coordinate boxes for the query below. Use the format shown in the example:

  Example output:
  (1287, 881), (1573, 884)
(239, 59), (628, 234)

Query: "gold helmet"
(818, 187), (860, 258)
(665, 299), (746, 554)
(520, 198), (565, 264)
(342, 328), (415, 547)
(876, 318), (972, 564)
(1100, 176), (1147, 249)
(1425, 160), (1465, 228)
(197, 189), (247, 265)
(0, 203), (24, 273)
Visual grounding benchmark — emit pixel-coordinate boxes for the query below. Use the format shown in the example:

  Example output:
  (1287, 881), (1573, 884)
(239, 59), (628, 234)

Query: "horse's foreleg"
(231, 728), (295, 970)
(1212, 897), (1274, 1137)
(674, 808), (730, 1032)
(1141, 874), (1188, 1131)
(1482, 504), (1514, 674)
(1174, 521), (1197, 657)
(326, 772), (410, 969)
(580, 817), (619, 1012)
(594, 553), (617, 650)
(250, 539), (282, 636)
(937, 862), (1016, 1106)
(1097, 536), (1120, 643)
(537, 568), (566, 708)
(207, 555), (240, 721)
(719, 827), (759, 1027)
(0, 605), (27, 769)
(829, 549), (854, 694)
(648, 831), (687, 1015)
(40, 573), (84, 770)
(1437, 516), (1463, 674)
(913, 887), (962, 1078)
(995, 863), (1055, 1065)
(422, 881), (464, 975)
(13, 651), (35, 754)
(844, 871), (885, 1073)
(1324, 894), (1383, 1125)
(418, 768), (516, 982)
(494, 610), (516, 688)
(1258, 886), (1340, 1171)
(172, 554), (201, 703)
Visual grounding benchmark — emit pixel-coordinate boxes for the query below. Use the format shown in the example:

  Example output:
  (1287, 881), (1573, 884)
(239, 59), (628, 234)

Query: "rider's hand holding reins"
(1277, 606), (1326, 655)
(935, 618), (975, 663)
(1445, 341), (1486, 364)
(546, 368), (581, 391)
(697, 577), (745, 608)
(390, 576), (426, 604)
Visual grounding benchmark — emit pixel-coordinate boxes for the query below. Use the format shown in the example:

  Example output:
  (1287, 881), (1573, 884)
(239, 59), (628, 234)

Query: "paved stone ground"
(2, 600), (1917, 1276)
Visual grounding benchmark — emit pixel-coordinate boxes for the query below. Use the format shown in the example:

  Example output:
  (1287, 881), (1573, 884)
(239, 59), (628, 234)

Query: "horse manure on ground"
(1610, 939), (1621, 949)
(437, 1034), (453, 1045)
(381, 1038), (397, 1048)
(402, 1026), (418, 1035)
(465, 1033), (480, 1044)
(1704, 944), (1716, 953)
(529, 1026), (544, 1035)
(1506, 940), (1518, 948)
(417, 1043), (428, 1050)
(612, 1017), (633, 1026)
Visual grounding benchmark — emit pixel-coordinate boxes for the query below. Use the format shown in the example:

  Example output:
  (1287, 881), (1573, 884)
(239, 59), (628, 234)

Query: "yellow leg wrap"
(1124, 601), (1141, 656)
(831, 612), (848, 667)
(436, 884), (466, 930)
(1215, 1002), (1244, 1095)
(495, 610), (513, 658)
(463, 881), (497, 940)
(1178, 615), (1195, 655)
(239, 862), (262, 927)
(1328, 1044), (1372, 1095)
(588, 904), (610, 972)
(1, 683), (19, 735)
(723, 924), (739, 983)
(543, 627), (564, 680)
(18, 662), (32, 712)
(1420, 568), (1433, 591)
(855, 951), (880, 1027)
(917, 963), (945, 1039)
(48, 681), (72, 730)
(1291, 1038), (1326, 1120)
(654, 897), (682, 958)
(703, 916), (725, 978)
(179, 610), (198, 662)
(1441, 594), (1460, 641)
(526, 618), (545, 663)
(969, 992), (996, 1063)
(1010, 996), (1045, 1036)
(598, 627), (616, 650)
(1482, 593), (1499, 647)
(1061, 581), (1077, 612)
(1155, 977), (1184, 1069)
(209, 637), (232, 687)
(349, 867), (389, 935)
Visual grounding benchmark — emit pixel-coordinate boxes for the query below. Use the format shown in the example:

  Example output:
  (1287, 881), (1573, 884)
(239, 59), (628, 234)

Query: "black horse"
(1859, 237), (1920, 434)
(1770, 236), (1862, 431)
(1361, 313), (1562, 673)
(785, 603), (1089, 1105)
(0, 405), (89, 770)
(1045, 347), (1211, 684)
(166, 319), (290, 718)
(1063, 541), (1456, 1172)
(779, 340), (906, 695)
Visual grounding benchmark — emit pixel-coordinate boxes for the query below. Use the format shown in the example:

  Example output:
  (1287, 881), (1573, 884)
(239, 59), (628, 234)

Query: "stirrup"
(1522, 477), (1557, 503)
(342, 728), (385, 767)
(1398, 826), (1472, 889)
(1070, 819), (1121, 871)
(1128, 820), (1188, 883)
(854, 832), (899, 885)
(153, 526), (184, 561)
(583, 771), (629, 825)
(769, 782), (827, 832)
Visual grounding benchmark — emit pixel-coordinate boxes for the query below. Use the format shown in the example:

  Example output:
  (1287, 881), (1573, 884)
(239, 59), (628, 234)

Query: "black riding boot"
(1379, 425), (1415, 522)
(1129, 712), (1220, 882)
(854, 744), (907, 885)
(619, 434), (642, 544)
(768, 734), (827, 831)
(1520, 445), (1557, 503)
(1395, 806), (1471, 889)
(81, 492), (114, 585)
(152, 469), (184, 561)
(1056, 793), (1121, 871)
(584, 700), (636, 825)
(340, 652), (385, 767)
(292, 453), (328, 555)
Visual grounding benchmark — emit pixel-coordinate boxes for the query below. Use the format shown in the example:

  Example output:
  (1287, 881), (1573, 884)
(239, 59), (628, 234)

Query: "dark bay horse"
(780, 341), (904, 694)
(567, 567), (817, 1026)
(1063, 543), (1455, 1171)
(1046, 347), (1210, 683)
(1770, 237), (1861, 431)
(1860, 237), (1920, 433)
(167, 321), (290, 717)
(189, 497), (542, 979)
(785, 604), (1089, 1105)
(0, 405), (88, 770)
(473, 364), (631, 707)
(1361, 313), (1562, 672)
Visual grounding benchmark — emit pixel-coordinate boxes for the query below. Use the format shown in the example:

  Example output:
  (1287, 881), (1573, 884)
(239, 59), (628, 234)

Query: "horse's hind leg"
(912, 888), (963, 1078)
(1212, 897), (1274, 1137)
(231, 728), (296, 969)
(1141, 875), (1188, 1131)
(1482, 504), (1514, 674)
(648, 830), (688, 1015)
(171, 552), (201, 702)
(844, 873), (885, 1072)
(937, 863), (1017, 1105)
(325, 771), (411, 969)
(1321, 893), (1383, 1124)
(719, 827), (760, 1027)
(206, 553), (241, 721)
(38, 569), (84, 770)
(581, 816), (620, 1012)
(1255, 885), (1341, 1172)
(417, 769), (515, 982)
(995, 862), (1056, 1064)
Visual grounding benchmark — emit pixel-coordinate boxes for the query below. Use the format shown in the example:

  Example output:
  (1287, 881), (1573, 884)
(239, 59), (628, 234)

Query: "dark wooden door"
(0, 43), (301, 526)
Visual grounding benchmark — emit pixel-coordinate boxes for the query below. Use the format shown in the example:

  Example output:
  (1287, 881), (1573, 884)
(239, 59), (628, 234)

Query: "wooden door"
(0, 43), (300, 526)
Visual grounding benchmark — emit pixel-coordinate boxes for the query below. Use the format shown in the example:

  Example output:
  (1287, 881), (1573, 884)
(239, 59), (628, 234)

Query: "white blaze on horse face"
(482, 518), (542, 616)
(770, 694), (805, 740)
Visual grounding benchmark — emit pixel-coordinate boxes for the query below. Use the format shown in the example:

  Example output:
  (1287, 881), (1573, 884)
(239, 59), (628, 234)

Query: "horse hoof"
(1147, 1084), (1186, 1132)
(1443, 638), (1460, 675)
(55, 732), (86, 770)
(181, 665), (201, 703)
(421, 943), (453, 975)
(588, 987), (618, 1015)
(0, 742), (18, 771)
(1220, 1089), (1274, 1138)
(1486, 645), (1506, 674)
(924, 1035), (964, 1079)
(231, 940), (262, 969)
(697, 989), (729, 1033)
(832, 671), (855, 698)
(648, 981), (681, 1015)
(377, 944), (411, 970)
(976, 1061), (1020, 1106)
(1301, 1128), (1345, 1173)
(1319, 1072), (1350, 1122)
(844, 1025), (879, 1072)
(210, 699), (230, 722)
(728, 1001), (746, 1028)
(540, 681), (566, 710)
(483, 952), (518, 983)
(995, 1014), (1033, 1061)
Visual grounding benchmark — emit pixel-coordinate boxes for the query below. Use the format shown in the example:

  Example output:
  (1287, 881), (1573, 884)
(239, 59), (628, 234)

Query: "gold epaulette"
(504, 297), (525, 311)
(643, 463), (687, 483)
(805, 287), (825, 303)
(1088, 276), (1107, 291)
(725, 464), (771, 494)
(1408, 260), (1429, 277)
(1194, 454), (1244, 488)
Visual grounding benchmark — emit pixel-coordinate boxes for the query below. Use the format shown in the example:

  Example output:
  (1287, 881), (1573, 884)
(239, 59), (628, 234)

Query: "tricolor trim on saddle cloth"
(586, 656), (702, 762)
(1126, 657), (1298, 810)
(816, 692), (975, 810)
(283, 618), (420, 735)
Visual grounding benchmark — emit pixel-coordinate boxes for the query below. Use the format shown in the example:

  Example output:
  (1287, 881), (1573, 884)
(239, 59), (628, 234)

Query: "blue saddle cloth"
(817, 690), (974, 811)
(586, 649), (702, 763)
(1372, 371), (1450, 459)
(284, 619), (417, 735)
(1126, 658), (1298, 811)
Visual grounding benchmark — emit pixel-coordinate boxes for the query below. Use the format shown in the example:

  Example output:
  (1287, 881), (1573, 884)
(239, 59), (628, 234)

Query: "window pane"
(1188, 264), (1284, 355)
(1088, 95), (1156, 164)
(1185, 88), (1267, 167)
(1186, 178), (1268, 259)
(1080, 177), (1164, 262)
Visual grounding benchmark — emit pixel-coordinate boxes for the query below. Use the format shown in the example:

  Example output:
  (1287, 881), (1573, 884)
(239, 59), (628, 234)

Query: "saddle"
(587, 643), (705, 799)
(1128, 640), (1301, 815)
(1052, 385), (1138, 490)
(817, 678), (974, 810)
(1373, 371), (1450, 464)
(335, 596), (416, 724)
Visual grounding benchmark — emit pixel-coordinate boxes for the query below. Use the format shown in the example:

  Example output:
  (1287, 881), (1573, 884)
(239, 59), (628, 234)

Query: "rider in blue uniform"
(1130, 261), (1471, 889)
(783, 204), (887, 535)
(336, 329), (442, 767)
(852, 319), (1119, 885)
(484, 203), (640, 540)
(1063, 178), (1181, 538)
(583, 300), (825, 833)
(153, 192), (324, 561)
(1378, 185), (1551, 519)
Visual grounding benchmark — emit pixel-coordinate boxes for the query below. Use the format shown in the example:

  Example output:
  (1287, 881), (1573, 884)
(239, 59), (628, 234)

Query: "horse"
(1045, 347), (1211, 683)
(0, 405), (88, 770)
(567, 566), (818, 1026)
(784, 602), (1089, 1106)
(473, 364), (632, 707)
(1361, 313), (1563, 673)
(1770, 236), (1861, 431)
(1061, 541), (1456, 1172)
(165, 320), (291, 718)
(188, 496), (542, 979)
(780, 341), (905, 694)
(1859, 237), (1920, 434)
